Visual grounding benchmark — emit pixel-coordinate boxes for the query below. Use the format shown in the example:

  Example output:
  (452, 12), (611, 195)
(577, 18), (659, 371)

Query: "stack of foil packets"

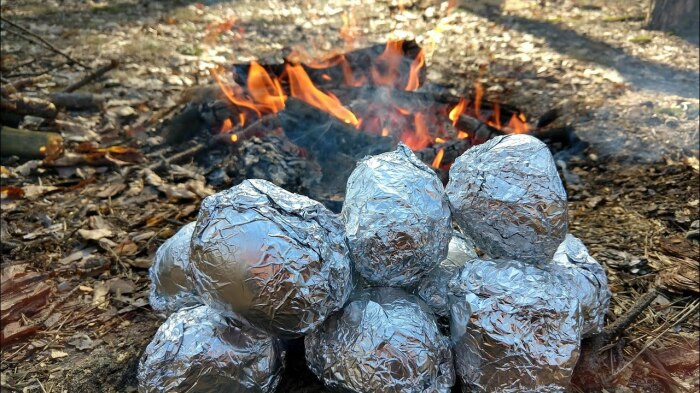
(139, 134), (610, 393)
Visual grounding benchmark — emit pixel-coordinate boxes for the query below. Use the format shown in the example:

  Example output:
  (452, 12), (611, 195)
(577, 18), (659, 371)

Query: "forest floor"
(1, 0), (698, 392)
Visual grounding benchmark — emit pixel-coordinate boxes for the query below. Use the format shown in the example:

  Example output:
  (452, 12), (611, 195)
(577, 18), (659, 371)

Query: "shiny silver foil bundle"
(306, 287), (455, 393)
(551, 234), (611, 337)
(148, 222), (200, 314)
(416, 232), (477, 318)
(342, 144), (452, 288)
(189, 179), (353, 338)
(446, 134), (568, 263)
(448, 258), (582, 392)
(137, 304), (284, 393)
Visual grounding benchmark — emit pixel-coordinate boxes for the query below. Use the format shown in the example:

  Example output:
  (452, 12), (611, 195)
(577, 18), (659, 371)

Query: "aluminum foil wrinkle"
(137, 304), (284, 393)
(448, 258), (582, 392)
(148, 222), (200, 314)
(306, 287), (455, 393)
(416, 232), (477, 318)
(342, 144), (452, 288)
(189, 179), (353, 338)
(551, 234), (611, 337)
(446, 134), (568, 263)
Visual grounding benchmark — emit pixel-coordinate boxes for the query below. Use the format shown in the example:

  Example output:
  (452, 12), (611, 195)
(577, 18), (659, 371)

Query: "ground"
(0, 0), (698, 392)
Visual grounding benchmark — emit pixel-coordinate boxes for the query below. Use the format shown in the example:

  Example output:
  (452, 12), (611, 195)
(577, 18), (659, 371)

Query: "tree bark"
(647, 0), (699, 39)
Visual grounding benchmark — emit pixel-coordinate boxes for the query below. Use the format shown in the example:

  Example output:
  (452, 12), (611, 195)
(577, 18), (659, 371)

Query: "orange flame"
(402, 113), (432, 150)
(507, 113), (529, 134)
(431, 148), (445, 169)
(341, 55), (366, 87)
(221, 118), (233, 133)
(211, 67), (261, 117)
(491, 102), (501, 129)
(449, 98), (468, 126)
(381, 127), (390, 137)
(457, 131), (469, 139)
(371, 41), (403, 87)
(405, 49), (425, 91)
(474, 82), (484, 120)
(247, 61), (286, 113)
(286, 64), (359, 126)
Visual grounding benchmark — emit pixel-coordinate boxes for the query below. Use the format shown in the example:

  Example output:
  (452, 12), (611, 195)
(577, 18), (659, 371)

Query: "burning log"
(0, 126), (63, 159)
(414, 139), (471, 168)
(231, 40), (425, 91)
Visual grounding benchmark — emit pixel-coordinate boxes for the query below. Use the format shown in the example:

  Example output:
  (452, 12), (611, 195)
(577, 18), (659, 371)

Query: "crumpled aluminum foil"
(448, 258), (582, 392)
(189, 179), (353, 338)
(148, 222), (200, 314)
(550, 234), (611, 337)
(137, 304), (284, 393)
(416, 232), (477, 318)
(306, 287), (455, 393)
(342, 143), (452, 288)
(446, 134), (568, 264)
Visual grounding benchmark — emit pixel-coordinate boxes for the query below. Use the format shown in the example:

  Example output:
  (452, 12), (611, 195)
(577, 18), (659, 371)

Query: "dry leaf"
(50, 349), (69, 359)
(78, 228), (114, 241)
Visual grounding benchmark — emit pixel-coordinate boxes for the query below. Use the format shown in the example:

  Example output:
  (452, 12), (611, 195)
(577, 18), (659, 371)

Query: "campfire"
(2, 2), (698, 392)
(159, 39), (577, 212)
(135, 40), (600, 393)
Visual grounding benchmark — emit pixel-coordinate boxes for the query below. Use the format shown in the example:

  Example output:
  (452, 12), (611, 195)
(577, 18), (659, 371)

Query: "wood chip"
(78, 228), (114, 241)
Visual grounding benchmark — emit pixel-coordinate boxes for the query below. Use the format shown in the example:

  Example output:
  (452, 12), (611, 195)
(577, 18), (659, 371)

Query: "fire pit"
(156, 40), (580, 212)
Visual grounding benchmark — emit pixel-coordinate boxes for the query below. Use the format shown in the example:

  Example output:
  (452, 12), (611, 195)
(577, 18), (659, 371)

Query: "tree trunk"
(647, 0), (699, 39)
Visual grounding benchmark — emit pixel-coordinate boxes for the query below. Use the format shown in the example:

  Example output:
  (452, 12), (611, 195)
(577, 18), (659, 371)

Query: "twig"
(62, 59), (119, 93)
(604, 288), (658, 340)
(147, 143), (207, 170)
(0, 17), (91, 69)
(611, 299), (699, 378)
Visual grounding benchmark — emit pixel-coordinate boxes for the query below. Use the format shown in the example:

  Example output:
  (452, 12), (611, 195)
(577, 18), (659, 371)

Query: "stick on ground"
(0, 17), (91, 69)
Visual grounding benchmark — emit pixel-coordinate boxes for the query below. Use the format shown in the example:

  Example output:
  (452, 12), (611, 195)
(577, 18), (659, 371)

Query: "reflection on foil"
(551, 234), (611, 337)
(447, 134), (568, 263)
(189, 179), (353, 338)
(449, 259), (582, 392)
(416, 232), (477, 318)
(138, 305), (284, 393)
(342, 143), (452, 288)
(149, 222), (200, 314)
(306, 287), (455, 393)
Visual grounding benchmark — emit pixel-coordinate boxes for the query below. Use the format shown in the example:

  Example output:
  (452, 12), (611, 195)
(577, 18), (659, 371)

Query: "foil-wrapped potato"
(446, 134), (568, 263)
(148, 222), (200, 314)
(189, 179), (353, 338)
(342, 144), (452, 288)
(416, 232), (477, 318)
(138, 305), (284, 393)
(551, 234), (611, 337)
(448, 258), (582, 392)
(306, 287), (455, 393)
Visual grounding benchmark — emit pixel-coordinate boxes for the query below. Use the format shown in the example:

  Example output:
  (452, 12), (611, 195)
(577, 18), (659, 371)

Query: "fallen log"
(0, 95), (57, 119)
(49, 92), (103, 110)
(0, 126), (63, 159)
